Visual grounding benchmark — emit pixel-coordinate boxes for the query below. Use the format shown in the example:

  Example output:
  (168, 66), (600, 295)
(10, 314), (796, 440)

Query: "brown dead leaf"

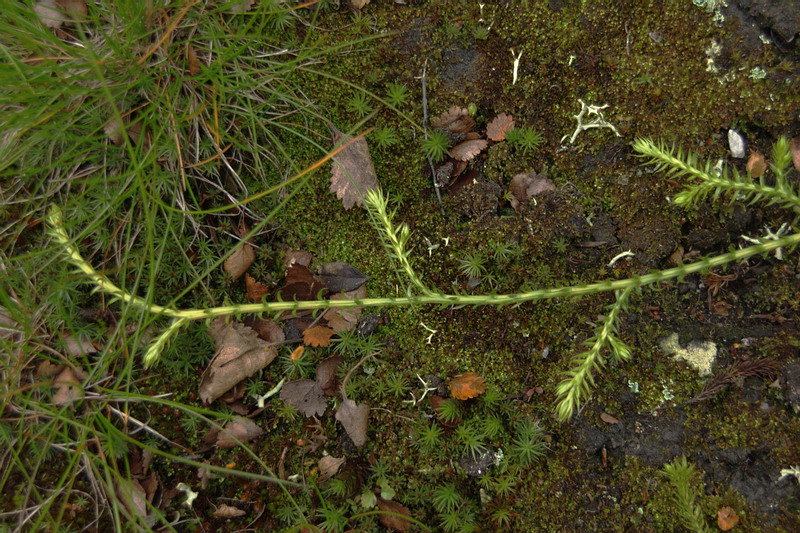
(36, 360), (63, 379)
(212, 503), (246, 518)
(318, 262), (370, 293)
(186, 45), (200, 76)
(199, 319), (278, 404)
(449, 139), (487, 162)
(62, 334), (96, 356)
(316, 354), (344, 396)
(283, 249), (313, 269)
(432, 107), (475, 134)
(746, 151), (767, 178)
(486, 113), (515, 141)
(277, 264), (327, 302)
(116, 478), (147, 518)
(104, 118), (127, 146)
(376, 498), (412, 532)
(290, 345), (305, 361)
(448, 372), (486, 400)
(224, 243), (255, 280)
(35, 0), (67, 29)
(508, 172), (556, 211)
(791, 138), (800, 172)
(350, 0), (371, 8)
(303, 326), (335, 347)
(53, 367), (83, 406)
(318, 455), (346, 481)
(717, 506), (739, 531)
(600, 412), (620, 424)
(242, 316), (285, 343)
(244, 273), (269, 302)
(216, 417), (264, 448)
(330, 126), (379, 209)
(280, 379), (326, 417)
(324, 285), (367, 333)
(335, 399), (369, 446)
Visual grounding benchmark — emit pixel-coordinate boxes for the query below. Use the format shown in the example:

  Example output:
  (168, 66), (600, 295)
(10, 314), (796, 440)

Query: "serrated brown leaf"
(224, 243), (255, 280)
(318, 262), (370, 293)
(216, 417), (264, 448)
(376, 498), (412, 532)
(330, 127), (379, 209)
(486, 113), (515, 141)
(432, 107), (475, 134)
(280, 379), (326, 417)
(324, 285), (367, 333)
(244, 273), (269, 302)
(448, 372), (486, 400)
(212, 503), (246, 518)
(449, 139), (487, 162)
(303, 326), (335, 347)
(316, 354), (344, 396)
(746, 151), (767, 178)
(335, 399), (369, 446)
(186, 44), (200, 76)
(199, 319), (278, 404)
(318, 455), (346, 481)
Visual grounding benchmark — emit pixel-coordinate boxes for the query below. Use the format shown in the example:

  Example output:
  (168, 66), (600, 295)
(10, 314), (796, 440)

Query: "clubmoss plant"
(662, 456), (713, 533)
(385, 82), (410, 107)
(420, 130), (451, 163)
(506, 126), (544, 155)
(46, 138), (800, 422)
(347, 92), (373, 117)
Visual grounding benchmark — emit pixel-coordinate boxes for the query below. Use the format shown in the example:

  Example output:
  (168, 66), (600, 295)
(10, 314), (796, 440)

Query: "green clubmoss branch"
(662, 457), (712, 533)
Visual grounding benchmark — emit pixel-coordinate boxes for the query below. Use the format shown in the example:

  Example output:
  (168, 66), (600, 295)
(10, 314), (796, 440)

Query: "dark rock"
(733, 0), (800, 43)
(780, 360), (800, 412)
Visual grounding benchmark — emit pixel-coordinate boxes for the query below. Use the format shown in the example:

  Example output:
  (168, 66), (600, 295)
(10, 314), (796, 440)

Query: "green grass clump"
(385, 82), (410, 107)
(506, 126), (544, 154)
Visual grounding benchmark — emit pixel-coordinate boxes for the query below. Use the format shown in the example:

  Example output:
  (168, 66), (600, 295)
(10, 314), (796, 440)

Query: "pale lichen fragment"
(659, 332), (717, 377)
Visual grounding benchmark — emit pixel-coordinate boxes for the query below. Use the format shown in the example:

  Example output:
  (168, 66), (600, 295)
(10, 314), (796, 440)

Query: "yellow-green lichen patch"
(660, 332), (718, 377)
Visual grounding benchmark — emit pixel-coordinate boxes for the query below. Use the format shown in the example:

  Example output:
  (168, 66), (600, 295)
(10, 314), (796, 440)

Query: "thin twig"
(420, 60), (445, 217)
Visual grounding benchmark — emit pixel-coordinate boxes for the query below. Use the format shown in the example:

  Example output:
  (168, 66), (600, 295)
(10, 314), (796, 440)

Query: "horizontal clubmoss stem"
(47, 205), (799, 322)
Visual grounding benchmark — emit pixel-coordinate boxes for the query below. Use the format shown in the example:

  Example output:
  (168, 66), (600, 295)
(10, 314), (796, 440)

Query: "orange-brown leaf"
(303, 326), (335, 347)
(746, 151), (767, 178)
(224, 243), (255, 280)
(376, 498), (412, 532)
(186, 44), (200, 76)
(486, 113), (515, 141)
(448, 372), (486, 400)
(717, 506), (739, 531)
(245, 273), (269, 302)
(290, 345), (305, 361)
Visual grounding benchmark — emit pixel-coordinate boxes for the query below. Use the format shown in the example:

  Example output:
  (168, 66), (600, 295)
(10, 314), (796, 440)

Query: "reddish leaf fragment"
(280, 379), (326, 417)
(335, 399), (369, 446)
(224, 244), (255, 280)
(448, 372), (486, 400)
(717, 506), (739, 531)
(216, 417), (264, 448)
(376, 498), (412, 532)
(290, 345), (305, 361)
(324, 285), (367, 333)
(318, 262), (370, 293)
(278, 264), (327, 301)
(746, 151), (767, 178)
(245, 273), (269, 302)
(486, 113), (515, 141)
(303, 326), (335, 347)
(432, 107), (475, 134)
(330, 126), (379, 209)
(450, 139), (487, 162)
(242, 316), (285, 343)
(600, 412), (620, 424)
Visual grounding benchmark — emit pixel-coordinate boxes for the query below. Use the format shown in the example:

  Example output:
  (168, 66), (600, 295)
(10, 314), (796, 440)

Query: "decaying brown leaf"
(35, 0), (67, 29)
(335, 398), (369, 446)
(277, 264), (327, 302)
(600, 412), (620, 424)
(116, 478), (147, 518)
(224, 243), (255, 280)
(717, 506), (739, 531)
(318, 262), (370, 293)
(316, 354), (344, 396)
(746, 151), (767, 178)
(186, 45), (200, 76)
(432, 107), (475, 134)
(199, 319), (278, 404)
(244, 273), (269, 302)
(324, 285), (367, 333)
(376, 498), (412, 532)
(449, 139), (488, 162)
(330, 126), (379, 209)
(303, 326), (335, 347)
(212, 503), (246, 518)
(279, 379), (327, 417)
(242, 316), (284, 343)
(290, 345), (305, 361)
(216, 417), (264, 448)
(53, 366), (84, 406)
(791, 138), (800, 172)
(283, 249), (313, 269)
(318, 455), (346, 481)
(486, 113), (515, 141)
(350, 0), (371, 8)
(448, 372), (486, 400)
(508, 172), (556, 211)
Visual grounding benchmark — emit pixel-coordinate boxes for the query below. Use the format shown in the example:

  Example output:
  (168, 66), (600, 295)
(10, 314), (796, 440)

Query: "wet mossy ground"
(139, 1), (800, 531)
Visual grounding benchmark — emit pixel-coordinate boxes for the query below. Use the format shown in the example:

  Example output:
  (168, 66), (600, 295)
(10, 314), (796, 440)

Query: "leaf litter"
(329, 123), (379, 209)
